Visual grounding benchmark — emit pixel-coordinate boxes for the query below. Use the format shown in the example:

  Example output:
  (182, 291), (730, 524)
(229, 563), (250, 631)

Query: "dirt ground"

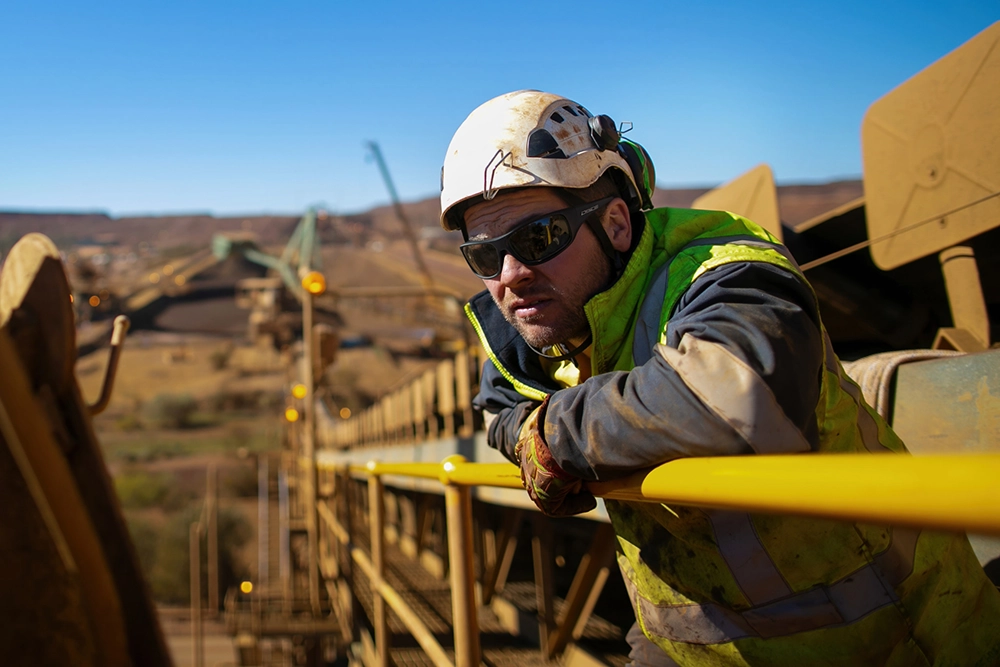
(77, 331), (286, 409)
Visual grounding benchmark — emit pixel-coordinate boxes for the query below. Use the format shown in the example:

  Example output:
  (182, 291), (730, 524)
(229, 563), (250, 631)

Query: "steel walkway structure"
(231, 271), (1000, 667)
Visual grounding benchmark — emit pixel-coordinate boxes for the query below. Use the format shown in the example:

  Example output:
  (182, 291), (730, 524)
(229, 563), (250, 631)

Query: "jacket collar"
(584, 217), (657, 373)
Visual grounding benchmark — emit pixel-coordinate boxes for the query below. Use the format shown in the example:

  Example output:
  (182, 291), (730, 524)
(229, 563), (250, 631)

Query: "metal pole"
(445, 483), (481, 667)
(278, 469), (291, 614)
(339, 467), (359, 646)
(531, 515), (556, 658)
(548, 523), (617, 657)
(258, 456), (269, 590)
(939, 246), (990, 350)
(481, 509), (521, 604)
(369, 474), (390, 667)
(207, 464), (219, 616)
(190, 522), (204, 667)
(302, 279), (322, 616)
(88, 315), (130, 415)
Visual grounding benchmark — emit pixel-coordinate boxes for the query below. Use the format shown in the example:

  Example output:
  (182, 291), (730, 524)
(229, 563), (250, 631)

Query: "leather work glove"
(516, 396), (597, 517)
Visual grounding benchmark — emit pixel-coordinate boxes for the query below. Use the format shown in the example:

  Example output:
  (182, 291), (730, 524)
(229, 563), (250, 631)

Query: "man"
(439, 90), (1000, 666)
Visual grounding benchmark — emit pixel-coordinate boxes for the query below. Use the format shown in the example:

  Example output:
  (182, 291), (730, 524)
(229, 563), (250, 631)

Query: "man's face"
(463, 188), (611, 349)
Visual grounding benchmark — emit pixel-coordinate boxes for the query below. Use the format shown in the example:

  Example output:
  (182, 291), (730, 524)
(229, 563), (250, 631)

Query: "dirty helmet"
(439, 90), (655, 231)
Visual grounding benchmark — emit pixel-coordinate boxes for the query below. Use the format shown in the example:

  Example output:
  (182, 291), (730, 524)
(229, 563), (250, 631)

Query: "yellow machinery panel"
(692, 164), (782, 241)
(862, 22), (1000, 270)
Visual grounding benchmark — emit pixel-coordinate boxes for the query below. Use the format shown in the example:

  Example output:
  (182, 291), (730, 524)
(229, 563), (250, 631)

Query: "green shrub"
(223, 464), (259, 498)
(144, 393), (198, 429)
(115, 471), (173, 509)
(125, 513), (160, 575)
(148, 505), (253, 605)
(209, 347), (232, 371)
(208, 388), (283, 414)
(115, 413), (144, 432)
(209, 389), (261, 412)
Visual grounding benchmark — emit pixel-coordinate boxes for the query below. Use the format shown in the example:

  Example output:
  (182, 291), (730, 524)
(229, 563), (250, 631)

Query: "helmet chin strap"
(560, 191), (625, 276)
(528, 333), (593, 362)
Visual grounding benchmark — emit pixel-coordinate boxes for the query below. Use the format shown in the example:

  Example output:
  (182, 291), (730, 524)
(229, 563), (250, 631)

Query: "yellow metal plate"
(692, 164), (782, 241)
(862, 22), (1000, 269)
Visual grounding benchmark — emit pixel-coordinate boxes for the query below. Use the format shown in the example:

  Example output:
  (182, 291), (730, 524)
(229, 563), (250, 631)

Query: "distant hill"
(0, 179), (863, 253)
(344, 179), (864, 238)
(0, 212), (302, 252)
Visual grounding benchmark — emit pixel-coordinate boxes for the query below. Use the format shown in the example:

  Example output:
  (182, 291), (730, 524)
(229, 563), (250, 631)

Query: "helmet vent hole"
(526, 129), (566, 159)
(562, 105), (579, 117)
(577, 106), (590, 117)
(550, 112), (565, 123)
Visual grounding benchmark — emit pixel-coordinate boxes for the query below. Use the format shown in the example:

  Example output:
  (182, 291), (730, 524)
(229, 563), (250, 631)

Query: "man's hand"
(516, 396), (596, 517)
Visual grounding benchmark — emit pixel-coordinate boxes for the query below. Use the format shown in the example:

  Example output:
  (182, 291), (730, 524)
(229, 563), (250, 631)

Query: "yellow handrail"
(352, 461), (442, 480)
(332, 453), (1000, 536)
(345, 458), (523, 489)
(590, 453), (1000, 535)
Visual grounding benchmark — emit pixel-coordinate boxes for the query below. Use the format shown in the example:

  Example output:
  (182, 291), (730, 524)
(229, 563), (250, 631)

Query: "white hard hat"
(439, 90), (654, 231)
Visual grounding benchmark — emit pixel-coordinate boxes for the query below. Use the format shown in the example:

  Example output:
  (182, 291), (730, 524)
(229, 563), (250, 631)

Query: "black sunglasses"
(460, 197), (614, 279)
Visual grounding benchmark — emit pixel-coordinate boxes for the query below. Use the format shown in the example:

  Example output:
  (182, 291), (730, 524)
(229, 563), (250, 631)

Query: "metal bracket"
(89, 315), (130, 416)
(483, 149), (512, 201)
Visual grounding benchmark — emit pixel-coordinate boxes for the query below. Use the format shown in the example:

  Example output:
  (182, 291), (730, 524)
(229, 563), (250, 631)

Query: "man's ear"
(603, 198), (632, 252)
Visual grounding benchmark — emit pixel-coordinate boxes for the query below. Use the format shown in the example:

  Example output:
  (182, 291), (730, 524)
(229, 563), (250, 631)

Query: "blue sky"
(0, 2), (995, 217)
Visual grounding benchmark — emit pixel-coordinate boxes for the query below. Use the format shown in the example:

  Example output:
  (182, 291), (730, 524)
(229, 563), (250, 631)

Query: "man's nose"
(497, 252), (534, 288)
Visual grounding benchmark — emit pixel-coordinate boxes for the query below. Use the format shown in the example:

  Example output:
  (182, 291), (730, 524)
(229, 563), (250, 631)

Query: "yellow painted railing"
(316, 451), (1000, 667)
(330, 453), (1000, 536)
(317, 346), (491, 449)
(589, 452), (1000, 535)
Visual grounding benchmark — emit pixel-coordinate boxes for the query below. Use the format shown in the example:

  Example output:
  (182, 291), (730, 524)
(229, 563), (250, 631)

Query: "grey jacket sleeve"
(542, 261), (824, 481)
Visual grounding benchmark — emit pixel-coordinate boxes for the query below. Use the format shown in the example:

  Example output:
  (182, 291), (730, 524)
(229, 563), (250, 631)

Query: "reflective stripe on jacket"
(468, 207), (1000, 665)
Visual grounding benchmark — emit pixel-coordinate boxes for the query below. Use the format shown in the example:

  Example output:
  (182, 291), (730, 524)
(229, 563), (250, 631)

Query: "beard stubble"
(495, 251), (612, 350)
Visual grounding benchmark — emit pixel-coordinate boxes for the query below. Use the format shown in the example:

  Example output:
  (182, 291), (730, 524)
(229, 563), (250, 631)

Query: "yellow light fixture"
(174, 275), (186, 286)
(301, 271), (326, 295)
(240, 581), (253, 594)
(149, 273), (160, 284)
(162, 264), (174, 276)
(339, 407), (352, 419)
(89, 295), (101, 307)
(292, 383), (307, 399)
(285, 407), (300, 422)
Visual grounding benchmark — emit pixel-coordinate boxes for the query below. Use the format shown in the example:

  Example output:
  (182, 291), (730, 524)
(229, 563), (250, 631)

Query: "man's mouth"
(508, 295), (549, 320)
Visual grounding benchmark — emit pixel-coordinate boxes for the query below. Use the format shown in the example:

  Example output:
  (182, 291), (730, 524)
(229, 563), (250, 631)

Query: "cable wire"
(800, 190), (1000, 271)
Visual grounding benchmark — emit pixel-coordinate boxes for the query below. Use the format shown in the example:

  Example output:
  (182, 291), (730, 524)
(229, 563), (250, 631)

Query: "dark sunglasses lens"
(509, 216), (572, 263)
(462, 244), (501, 278)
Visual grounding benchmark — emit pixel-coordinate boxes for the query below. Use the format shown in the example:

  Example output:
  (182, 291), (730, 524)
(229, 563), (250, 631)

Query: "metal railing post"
(481, 508), (522, 604)
(258, 456), (269, 590)
(369, 472), (390, 667)
(336, 466), (358, 645)
(548, 522), (617, 656)
(207, 464), (219, 616)
(531, 514), (556, 658)
(278, 468), (291, 614)
(302, 277), (321, 615)
(190, 522), (204, 667)
(318, 451), (1000, 667)
(443, 457), (481, 667)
